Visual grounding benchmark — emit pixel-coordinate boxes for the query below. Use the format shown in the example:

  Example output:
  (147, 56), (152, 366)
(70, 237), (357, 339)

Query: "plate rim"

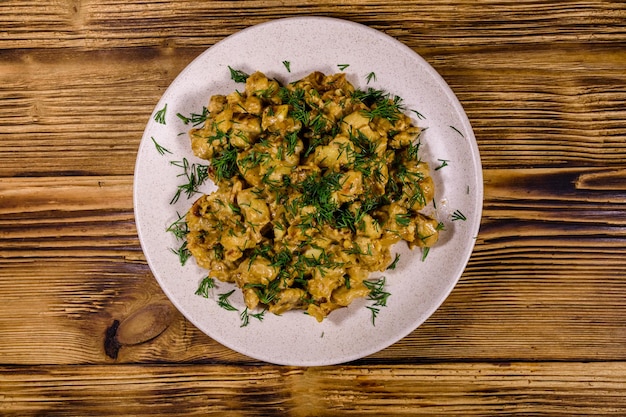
(133, 16), (483, 366)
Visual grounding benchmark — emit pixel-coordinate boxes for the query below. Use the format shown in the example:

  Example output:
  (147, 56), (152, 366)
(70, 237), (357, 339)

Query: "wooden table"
(1, 1), (625, 415)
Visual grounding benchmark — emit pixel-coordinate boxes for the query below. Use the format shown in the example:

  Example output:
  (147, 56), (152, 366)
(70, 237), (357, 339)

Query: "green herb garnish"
(364, 277), (391, 308)
(217, 289), (238, 311)
(450, 125), (464, 137)
(228, 66), (249, 83)
(435, 159), (449, 170)
(451, 210), (467, 221)
(195, 276), (216, 298)
(170, 158), (209, 204)
(176, 107), (209, 126)
(154, 104), (167, 124)
(166, 212), (189, 240)
(387, 253), (401, 270)
(411, 109), (426, 120)
(170, 241), (191, 266)
(151, 136), (171, 156)
(211, 145), (238, 182)
(366, 306), (380, 325)
(240, 307), (267, 327)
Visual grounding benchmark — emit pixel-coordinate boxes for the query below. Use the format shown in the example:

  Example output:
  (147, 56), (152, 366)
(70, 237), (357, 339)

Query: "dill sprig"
(363, 278), (390, 325)
(362, 94), (404, 123)
(153, 104), (167, 124)
(245, 280), (281, 305)
(176, 106), (209, 126)
(395, 212), (411, 227)
(366, 306), (380, 325)
(170, 158), (209, 204)
(151, 136), (172, 156)
(237, 149), (270, 174)
(364, 277), (391, 308)
(195, 276), (216, 298)
(211, 145), (239, 181)
(170, 242), (191, 266)
(406, 138), (422, 161)
(387, 253), (401, 270)
(166, 212), (191, 266)
(451, 210), (467, 221)
(217, 289), (238, 311)
(450, 125), (464, 137)
(240, 307), (267, 327)
(166, 212), (189, 240)
(411, 109), (426, 120)
(391, 161), (426, 208)
(228, 66), (249, 83)
(435, 159), (449, 170)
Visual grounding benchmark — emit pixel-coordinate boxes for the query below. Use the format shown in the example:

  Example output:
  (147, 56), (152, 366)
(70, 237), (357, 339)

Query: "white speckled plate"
(134, 17), (482, 366)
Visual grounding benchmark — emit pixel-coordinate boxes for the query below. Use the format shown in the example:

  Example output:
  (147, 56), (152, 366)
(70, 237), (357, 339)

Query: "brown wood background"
(1, 0), (625, 415)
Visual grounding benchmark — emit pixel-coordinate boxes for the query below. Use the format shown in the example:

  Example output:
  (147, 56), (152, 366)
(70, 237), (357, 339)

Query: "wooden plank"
(0, 176), (139, 259)
(0, 259), (251, 364)
(1, 362), (625, 415)
(0, 247), (626, 364)
(0, 251), (624, 364)
(0, 4), (624, 176)
(3, 168), (624, 257)
(0, 171), (625, 364)
(0, 48), (198, 177)
(0, 0), (624, 49)
(1, 46), (625, 176)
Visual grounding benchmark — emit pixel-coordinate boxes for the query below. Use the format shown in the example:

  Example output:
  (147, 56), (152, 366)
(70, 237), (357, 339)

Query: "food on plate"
(184, 70), (440, 321)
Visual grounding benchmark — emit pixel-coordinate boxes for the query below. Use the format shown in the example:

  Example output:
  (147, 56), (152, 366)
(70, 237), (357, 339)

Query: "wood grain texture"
(1, 362), (626, 416)
(1, 2), (624, 176)
(1, 0), (626, 414)
(0, 172), (624, 364)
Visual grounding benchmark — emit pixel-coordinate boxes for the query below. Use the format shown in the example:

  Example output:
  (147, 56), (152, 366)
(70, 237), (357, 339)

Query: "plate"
(134, 16), (482, 366)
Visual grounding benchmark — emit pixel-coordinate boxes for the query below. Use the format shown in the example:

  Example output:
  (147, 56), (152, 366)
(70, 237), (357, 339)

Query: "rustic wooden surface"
(1, 0), (625, 415)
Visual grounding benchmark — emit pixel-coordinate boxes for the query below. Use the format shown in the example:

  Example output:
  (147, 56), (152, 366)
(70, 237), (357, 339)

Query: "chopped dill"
(176, 106), (209, 126)
(153, 104), (167, 124)
(211, 146), (239, 181)
(151, 136), (171, 156)
(411, 109), (426, 120)
(170, 158), (209, 204)
(166, 212), (189, 240)
(450, 125), (464, 137)
(395, 212), (411, 227)
(387, 253), (401, 270)
(217, 289), (238, 311)
(451, 210), (467, 221)
(170, 241), (191, 266)
(195, 276), (216, 298)
(435, 159), (449, 170)
(364, 277), (391, 308)
(228, 66), (249, 83)
(240, 307), (267, 327)
(362, 94), (403, 123)
(366, 306), (380, 326)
